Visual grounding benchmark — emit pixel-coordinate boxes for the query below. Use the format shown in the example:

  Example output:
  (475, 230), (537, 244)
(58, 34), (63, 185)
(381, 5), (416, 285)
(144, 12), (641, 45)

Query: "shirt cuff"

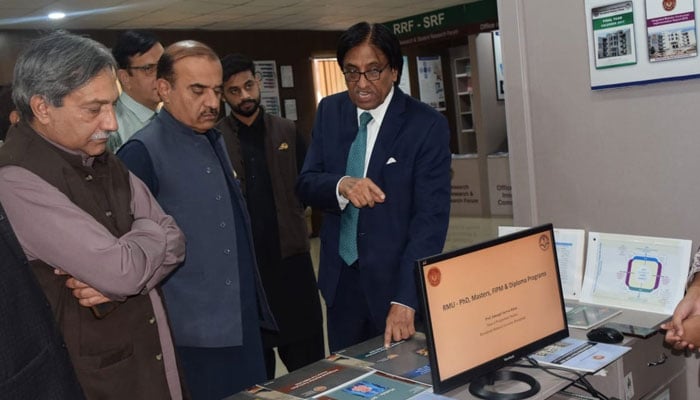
(336, 176), (350, 210)
(390, 301), (415, 311)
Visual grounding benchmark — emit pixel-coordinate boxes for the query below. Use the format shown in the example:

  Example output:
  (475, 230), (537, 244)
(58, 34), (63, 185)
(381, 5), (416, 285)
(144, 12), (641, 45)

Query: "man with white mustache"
(117, 40), (276, 400)
(0, 31), (187, 399)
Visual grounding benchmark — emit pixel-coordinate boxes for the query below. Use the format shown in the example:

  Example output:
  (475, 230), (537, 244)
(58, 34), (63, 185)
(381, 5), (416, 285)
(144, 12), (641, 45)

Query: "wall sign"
(254, 60), (281, 116)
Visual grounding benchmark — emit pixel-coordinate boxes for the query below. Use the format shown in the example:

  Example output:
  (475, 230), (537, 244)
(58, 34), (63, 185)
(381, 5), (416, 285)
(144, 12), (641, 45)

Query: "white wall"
(497, 0), (700, 395)
(499, 0), (700, 243)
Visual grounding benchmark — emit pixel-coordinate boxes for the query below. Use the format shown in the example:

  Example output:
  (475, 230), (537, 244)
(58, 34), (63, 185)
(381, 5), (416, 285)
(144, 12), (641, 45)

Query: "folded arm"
(0, 166), (185, 301)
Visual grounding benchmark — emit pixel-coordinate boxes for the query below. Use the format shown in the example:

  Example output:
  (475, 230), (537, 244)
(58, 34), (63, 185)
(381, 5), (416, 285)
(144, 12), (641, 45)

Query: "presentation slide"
(422, 231), (565, 380)
(499, 226), (586, 300)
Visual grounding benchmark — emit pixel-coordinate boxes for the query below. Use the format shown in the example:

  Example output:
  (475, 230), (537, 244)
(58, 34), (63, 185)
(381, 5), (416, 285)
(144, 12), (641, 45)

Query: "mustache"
(200, 107), (219, 118)
(89, 131), (111, 141)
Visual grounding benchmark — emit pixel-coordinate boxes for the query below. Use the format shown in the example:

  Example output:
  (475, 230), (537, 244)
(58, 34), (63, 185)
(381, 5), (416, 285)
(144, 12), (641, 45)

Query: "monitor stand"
(468, 370), (540, 400)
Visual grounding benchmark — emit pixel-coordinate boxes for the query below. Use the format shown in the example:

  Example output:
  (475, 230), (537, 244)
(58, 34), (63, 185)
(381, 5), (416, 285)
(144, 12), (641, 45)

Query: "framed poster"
(417, 56), (446, 110)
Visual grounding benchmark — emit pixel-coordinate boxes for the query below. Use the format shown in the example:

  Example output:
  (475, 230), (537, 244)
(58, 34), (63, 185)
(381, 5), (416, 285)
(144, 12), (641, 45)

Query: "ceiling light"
(48, 12), (66, 20)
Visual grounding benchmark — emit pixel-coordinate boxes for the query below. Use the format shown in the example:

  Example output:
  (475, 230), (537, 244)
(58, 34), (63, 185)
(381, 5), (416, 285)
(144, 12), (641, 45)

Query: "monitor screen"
(416, 224), (568, 395)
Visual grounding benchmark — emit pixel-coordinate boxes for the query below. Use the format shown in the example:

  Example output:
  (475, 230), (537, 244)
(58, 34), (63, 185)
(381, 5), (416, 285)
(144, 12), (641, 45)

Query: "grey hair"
(12, 30), (117, 121)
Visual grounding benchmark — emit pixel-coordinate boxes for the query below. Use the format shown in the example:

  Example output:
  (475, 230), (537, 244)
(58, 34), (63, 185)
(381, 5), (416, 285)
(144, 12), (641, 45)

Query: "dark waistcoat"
(131, 111), (276, 347)
(217, 112), (309, 258)
(0, 123), (171, 399)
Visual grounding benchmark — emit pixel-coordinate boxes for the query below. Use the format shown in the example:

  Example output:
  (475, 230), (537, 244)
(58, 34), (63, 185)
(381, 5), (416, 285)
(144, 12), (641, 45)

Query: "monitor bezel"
(415, 223), (569, 394)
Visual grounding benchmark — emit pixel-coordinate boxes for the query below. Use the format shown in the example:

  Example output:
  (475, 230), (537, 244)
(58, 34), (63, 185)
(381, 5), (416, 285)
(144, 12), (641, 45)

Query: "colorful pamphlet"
(336, 333), (432, 385)
(529, 337), (631, 373)
(314, 371), (430, 400)
(260, 357), (373, 399)
(646, 0), (697, 62)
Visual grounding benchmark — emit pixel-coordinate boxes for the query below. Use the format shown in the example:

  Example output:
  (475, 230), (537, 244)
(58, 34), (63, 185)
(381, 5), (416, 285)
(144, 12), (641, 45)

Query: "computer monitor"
(416, 224), (568, 398)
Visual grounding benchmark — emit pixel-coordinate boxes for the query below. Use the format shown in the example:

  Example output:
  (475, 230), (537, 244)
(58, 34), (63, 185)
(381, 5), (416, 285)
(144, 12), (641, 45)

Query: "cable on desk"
(556, 389), (602, 400)
(518, 357), (616, 400)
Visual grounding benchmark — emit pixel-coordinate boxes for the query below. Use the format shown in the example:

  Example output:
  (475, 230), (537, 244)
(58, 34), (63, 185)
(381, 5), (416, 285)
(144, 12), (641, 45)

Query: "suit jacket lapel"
(367, 89), (407, 180)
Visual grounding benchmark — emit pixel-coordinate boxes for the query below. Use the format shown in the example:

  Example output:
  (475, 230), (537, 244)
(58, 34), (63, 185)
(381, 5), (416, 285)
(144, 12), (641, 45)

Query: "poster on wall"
(591, 1), (637, 69)
(416, 56), (445, 110)
(253, 60), (281, 117)
(492, 30), (505, 100)
(585, 0), (700, 89)
(646, 0), (697, 62)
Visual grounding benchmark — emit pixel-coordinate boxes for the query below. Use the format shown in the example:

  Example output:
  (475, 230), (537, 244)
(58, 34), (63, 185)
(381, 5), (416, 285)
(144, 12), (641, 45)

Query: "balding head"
(156, 40), (222, 133)
(157, 40), (220, 84)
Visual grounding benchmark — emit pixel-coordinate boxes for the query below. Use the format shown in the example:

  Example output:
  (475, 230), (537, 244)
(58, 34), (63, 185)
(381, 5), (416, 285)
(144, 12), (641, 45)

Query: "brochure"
(646, 0), (697, 62)
(565, 301), (622, 329)
(529, 337), (630, 373)
(314, 370), (429, 400)
(261, 356), (373, 398)
(336, 333), (432, 384)
(591, 1), (637, 69)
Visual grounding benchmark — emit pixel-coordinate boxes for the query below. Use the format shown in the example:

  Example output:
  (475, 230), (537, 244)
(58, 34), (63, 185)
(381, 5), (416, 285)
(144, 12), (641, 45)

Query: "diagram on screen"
(580, 232), (691, 315)
(626, 255), (661, 293)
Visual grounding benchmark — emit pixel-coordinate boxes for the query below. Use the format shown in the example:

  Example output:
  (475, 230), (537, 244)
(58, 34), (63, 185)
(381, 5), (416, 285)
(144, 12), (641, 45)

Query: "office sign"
(384, 0), (499, 45)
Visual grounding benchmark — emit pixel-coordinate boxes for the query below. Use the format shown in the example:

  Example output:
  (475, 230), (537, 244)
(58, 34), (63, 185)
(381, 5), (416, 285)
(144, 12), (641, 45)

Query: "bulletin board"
(585, 0), (700, 90)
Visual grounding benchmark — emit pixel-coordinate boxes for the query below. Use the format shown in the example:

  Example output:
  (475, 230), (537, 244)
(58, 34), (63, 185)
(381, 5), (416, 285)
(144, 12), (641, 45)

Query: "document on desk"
(314, 370), (430, 400)
(529, 337), (630, 373)
(335, 333), (432, 385)
(223, 385), (305, 400)
(261, 356), (373, 398)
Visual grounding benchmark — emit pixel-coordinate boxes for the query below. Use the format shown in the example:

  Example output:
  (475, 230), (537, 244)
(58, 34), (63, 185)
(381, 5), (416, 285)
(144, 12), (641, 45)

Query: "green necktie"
(339, 111), (373, 266)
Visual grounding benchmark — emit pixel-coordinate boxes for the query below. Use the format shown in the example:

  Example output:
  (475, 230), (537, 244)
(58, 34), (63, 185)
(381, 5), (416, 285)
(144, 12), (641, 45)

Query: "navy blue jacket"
(296, 88), (451, 327)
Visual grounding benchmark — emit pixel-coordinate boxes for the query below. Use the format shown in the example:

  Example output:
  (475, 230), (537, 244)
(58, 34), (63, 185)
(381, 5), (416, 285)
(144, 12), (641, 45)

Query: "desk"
(444, 366), (571, 400)
(233, 326), (685, 400)
(559, 328), (686, 400)
(444, 330), (686, 400)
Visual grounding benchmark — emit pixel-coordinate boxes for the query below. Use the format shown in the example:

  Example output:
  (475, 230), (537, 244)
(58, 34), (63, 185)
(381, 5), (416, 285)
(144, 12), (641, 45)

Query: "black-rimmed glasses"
(343, 65), (388, 82)
(128, 63), (157, 76)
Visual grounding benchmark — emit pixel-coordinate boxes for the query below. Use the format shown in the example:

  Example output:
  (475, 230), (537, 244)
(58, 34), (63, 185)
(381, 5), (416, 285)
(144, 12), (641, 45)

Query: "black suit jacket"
(0, 202), (84, 399)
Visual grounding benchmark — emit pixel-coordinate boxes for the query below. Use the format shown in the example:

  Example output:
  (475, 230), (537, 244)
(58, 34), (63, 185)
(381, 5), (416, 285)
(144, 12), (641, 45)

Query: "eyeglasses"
(128, 63), (157, 76)
(343, 65), (388, 82)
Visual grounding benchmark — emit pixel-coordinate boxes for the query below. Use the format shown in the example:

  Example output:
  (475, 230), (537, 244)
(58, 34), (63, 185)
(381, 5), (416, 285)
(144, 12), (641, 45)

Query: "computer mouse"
(587, 327), (624, 344)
